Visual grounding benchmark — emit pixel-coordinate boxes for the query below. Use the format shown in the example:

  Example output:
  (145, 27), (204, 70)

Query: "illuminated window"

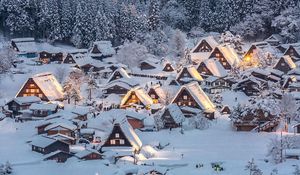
(188, 102), (192, 106)
(281, 63), (285, 66)
(26, 89), (29, 93)
(120, 139), (124, 145)
(222, 62), (226, 66)
(30, 84), (35, 87)
(115, 133), (119, 138)
(132, 95), (136, 99)
(183, 95), (188, 100)
(110, 140), (115, 145)
(23, 94), (27, 97)
(36, 89), (39, 93)
(30, 89), (35, 93)
(167, 67), (170, 70)
(39, 94), (43, 97)
(151, 94), (156, 98)
(178, 102), (181, 105)
(216, 53), (220, 57)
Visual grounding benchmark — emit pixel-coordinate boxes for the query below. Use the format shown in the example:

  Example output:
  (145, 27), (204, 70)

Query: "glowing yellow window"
(30, 84), (35, 87)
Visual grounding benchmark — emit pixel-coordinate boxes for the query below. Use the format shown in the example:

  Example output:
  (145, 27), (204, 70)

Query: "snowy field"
(0, 116), (298, 175)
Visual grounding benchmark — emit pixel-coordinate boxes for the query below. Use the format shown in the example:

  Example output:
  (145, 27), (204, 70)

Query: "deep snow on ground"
(0, 116), (298, 175)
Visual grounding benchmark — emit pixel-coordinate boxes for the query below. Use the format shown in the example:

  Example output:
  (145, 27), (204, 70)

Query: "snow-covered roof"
(48, 133), (76, 141)
(104, 79), (137, 91)
(11, 37), (35, 43)
(148, 84), (167, 100)
(29, 136), (58, 148)
(29, 73), (64, 101)
(176, 65), (203, 82)
(121, 86), (153, 107)
(29, 103), (58, 111)
(191, 36), (219, 53)
(275, 55), (296, 69)
(7, 96), (41, 105)
(107, 67), (131, 83)
(215, 44), (240, 66)
(200, 58), (228, 77)
(75, 149), (101, 159)
(90, 41), (115, 57)
(115, 123), (143, 149)
(44, 122), (77, 131)
(172, 82), (215, 112)
(164, 104), (185, 123)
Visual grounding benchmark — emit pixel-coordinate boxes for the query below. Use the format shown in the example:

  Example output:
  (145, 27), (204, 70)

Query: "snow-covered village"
(1, 0), (300, 175)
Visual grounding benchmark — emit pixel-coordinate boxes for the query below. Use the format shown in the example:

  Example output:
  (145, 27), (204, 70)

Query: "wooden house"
(124, 110), (147, 129)
(11, 38), (38, 58)
(139, 58), (160, 70)
(147, 84), (166, 104)
(120, 86), (153, 109)
(39, 51), (63, 64)
(282, 76), (300, 92)
(221, 105), (231, 114)
(101, 123), (142, 151)
(242, 42), (279, 66)
(103, 80), (137, 96)
(209, 45), (240, 70)
(36, 122), (52, 135)
(16, 73), (64, 101)
(264, 34), (284, 46)
(204, 76), (232, 94)
(30, 136), (70, 155)
(273, 55), (296, 74)
(44, 122), (77, 137)
(284, 44), (300, 61)
(232, 108), (279, 132)
(6, 96), (41, 116)
(162, 60), (175, 72)
(90, 41), (115, 60)
(234, 77), (265, 96)
(176, 65), (203, 85)
(160, 104), (185, 128)
(75, 149), (102, 160)
(79, 129), (95, 142)
(44, 150), (73, 163)
(171, 82), (215, 119)
(63, 54), (76, 64)
(196, 58), (228, 78)
(190, 36), (219, 64)
(107, 68), (131, 83)
(49, 133), (76, 145)
(29, 103), (58, 118)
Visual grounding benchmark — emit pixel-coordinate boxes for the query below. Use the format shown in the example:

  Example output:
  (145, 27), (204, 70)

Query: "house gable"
(16, 78), (48, 101)
(63, 54), (76, 64)
(274, 57), (293, 74)
(172, 88), (199, 108)
(193, 40), (213, 53)
(197, 62), (213, 76)
(209, 47), (231, 70)
(91, 45), (101, 54)
(102, 124), (132, 147)
(284, 46), (300, 59)
(162, 63), (174, 72)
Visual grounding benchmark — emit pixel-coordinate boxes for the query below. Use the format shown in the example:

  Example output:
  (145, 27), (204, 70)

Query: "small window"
(30, 84), (35, 87)
(110, 140), (115, 145)
(222, 62), (226, 66)
(30, 89), (35, 93)
(216, 53), (220, 57)
(281, 63), (285, 66)
(188, 102), (192, 106)
(183, 95), (188, 100)
(151, 94), (156, 98)
(115, 133), (119, 138)
(120, 139), (125, 145)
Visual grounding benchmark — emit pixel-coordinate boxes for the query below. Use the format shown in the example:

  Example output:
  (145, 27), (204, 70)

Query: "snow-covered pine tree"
(95, 9), (113, 41)
(147, 0), (160, 31)
(4, 0), (33, 36)
(71, 1), (85, 48)
(60, 0), (74, 40)
(160, 0), (185, 29)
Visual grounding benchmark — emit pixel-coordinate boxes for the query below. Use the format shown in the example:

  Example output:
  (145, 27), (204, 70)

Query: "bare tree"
(245, 158), (263, 175)
(279, 93), (298, 131)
